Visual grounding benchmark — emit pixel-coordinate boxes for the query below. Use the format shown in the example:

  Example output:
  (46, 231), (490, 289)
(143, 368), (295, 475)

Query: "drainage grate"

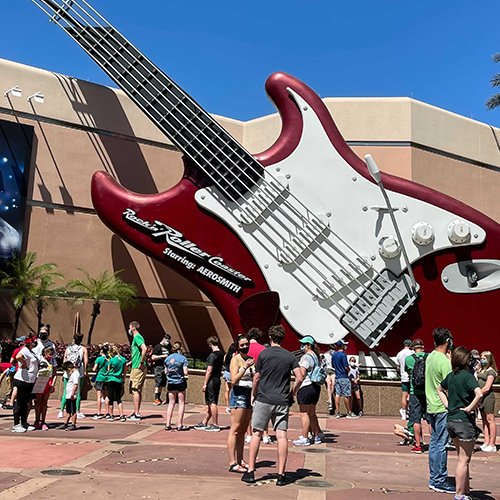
(41, 469), (81, 476)
(117, 457), (175, 465)
(303, 448), (331, 454)
(110, 440), (139, 445)
(296, 479), (333, 488)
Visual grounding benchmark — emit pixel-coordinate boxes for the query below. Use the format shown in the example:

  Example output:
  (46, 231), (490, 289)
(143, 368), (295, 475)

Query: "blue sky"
(1, 0), (499, 127)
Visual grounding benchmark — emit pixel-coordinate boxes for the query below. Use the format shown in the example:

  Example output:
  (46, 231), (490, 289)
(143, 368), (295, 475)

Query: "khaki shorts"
(129, 367), (146, 394)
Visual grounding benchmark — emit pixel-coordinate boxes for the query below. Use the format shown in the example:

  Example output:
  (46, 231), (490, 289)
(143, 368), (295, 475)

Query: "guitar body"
(92, 72), (500, 354)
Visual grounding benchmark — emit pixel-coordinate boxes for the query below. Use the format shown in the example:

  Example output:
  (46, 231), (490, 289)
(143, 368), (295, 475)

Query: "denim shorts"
(229, 385), (252, 409)
(223, 370), (232, 383)
(447, 420), (476, 442)
(335, 377), (351, 397)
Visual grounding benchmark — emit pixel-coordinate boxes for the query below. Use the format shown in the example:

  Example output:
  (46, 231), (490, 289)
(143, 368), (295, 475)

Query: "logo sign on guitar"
(123, 208), (254, 296)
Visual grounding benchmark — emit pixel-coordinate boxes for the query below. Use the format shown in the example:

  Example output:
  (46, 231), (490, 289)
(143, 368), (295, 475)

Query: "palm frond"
(493, 53), (500, 64)
(491, 73), (500, 88)
(486, 93), (500, 111)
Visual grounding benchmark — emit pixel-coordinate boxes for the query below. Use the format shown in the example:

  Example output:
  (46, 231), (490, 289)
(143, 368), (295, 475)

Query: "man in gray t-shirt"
(242, 326), (303, 487)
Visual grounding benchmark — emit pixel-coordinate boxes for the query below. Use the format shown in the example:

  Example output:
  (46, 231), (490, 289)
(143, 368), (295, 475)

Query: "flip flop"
(229, 463), (247, 473)
(164, 425), (172, 431)
(177, 425), (189, 431)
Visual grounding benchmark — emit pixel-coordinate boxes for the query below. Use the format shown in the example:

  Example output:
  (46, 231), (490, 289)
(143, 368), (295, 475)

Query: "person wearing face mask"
(33, 346), (56, 430)
(227, 335), (254, 472)
(477, 351), (498, 453)
(152, 334), (172, 405)
(293, 336), (324, 446)
(348, 357), (363, 416)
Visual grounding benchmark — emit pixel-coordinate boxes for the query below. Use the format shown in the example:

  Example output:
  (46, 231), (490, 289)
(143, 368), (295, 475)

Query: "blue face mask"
(480, 359), (488, 366)
(300, 345), (306, 352)
(127, 329), (133, 336)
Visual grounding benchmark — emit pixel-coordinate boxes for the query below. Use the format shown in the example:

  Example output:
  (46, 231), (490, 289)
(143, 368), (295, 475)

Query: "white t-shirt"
(33, 339), (57, 368)
(299, 352), (318, 387)
(323, 351), (333, 370)
(396, 348), (413, 383)
(65, 370), (81, 399)
(13, 347), (39, 384)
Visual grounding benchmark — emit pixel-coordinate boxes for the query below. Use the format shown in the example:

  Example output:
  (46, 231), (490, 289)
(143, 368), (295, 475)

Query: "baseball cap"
(299, 335), (316, 345)
(404, 339), (412, 346)
(336, 340), (348, 348)
(471, 349), (480, 359)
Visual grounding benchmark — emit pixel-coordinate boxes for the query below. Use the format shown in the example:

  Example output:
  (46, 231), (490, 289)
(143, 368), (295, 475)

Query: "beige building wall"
(1, 58), (500, 350)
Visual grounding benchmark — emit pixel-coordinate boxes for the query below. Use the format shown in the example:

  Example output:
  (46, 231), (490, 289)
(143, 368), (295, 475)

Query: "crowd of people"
(0, 322), (498, 496)
(394, 328), (498, 500)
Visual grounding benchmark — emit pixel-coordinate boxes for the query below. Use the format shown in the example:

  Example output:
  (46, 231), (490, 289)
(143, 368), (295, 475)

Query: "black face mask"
(39, 332), (48, 341)
(239, 346), (250, 354)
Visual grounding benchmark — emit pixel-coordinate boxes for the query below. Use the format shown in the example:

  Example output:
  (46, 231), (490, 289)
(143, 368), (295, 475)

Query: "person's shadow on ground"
(256, 468), (321, 483)
(468, 491), (495, 500)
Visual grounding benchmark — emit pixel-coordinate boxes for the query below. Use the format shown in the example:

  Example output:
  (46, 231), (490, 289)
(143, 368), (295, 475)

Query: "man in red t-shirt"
(247, 328), (265, 361)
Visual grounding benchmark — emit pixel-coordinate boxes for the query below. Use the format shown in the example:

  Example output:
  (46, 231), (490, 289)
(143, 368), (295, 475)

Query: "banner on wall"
(0, 119), (34, 265)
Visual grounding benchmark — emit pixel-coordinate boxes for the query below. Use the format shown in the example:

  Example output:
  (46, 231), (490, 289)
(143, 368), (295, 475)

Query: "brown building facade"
(1, 57), (500, 352)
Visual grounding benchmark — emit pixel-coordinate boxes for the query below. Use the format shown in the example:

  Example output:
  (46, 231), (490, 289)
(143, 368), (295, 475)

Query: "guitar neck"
(32, 0), (262, 200)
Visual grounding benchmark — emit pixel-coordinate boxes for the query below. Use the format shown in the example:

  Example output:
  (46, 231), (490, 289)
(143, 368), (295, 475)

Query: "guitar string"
(33, 0), (401, 330)
(72, 0), (388, 301)
(36, 1), (366, 315)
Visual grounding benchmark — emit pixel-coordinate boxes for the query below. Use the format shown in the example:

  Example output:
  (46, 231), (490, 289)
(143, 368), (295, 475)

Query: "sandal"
(177, 425), (189, 431)
(229, 463), (248, 473)
(240, 460), (249, 469)
(164, 425), (172, 431)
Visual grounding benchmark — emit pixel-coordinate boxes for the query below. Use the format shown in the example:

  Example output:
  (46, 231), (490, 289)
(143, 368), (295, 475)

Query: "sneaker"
(42, 424), (49, 431)
(11, 424), (26, 433)
(204, 424), (221, 432)
(57, 411), (64, 418)
(411, 445), (422, 454)
(335, 413), (341, 419)
(92, 414), (104, 420)
(154, 399), (162, 406)
(119, 415), (126, 422)
(34, 422), (42, 430)
(359, 410), (364, 416)
(245, 435), (252, 444)
(194, 422), (207, 430)
(314, 436), (322, 445)
(108, 416), (115, 422)
(26, 425), (35, 431)
(127, 413), (141, 421)
(346, 412), (359, 419)
(431, 483), (455, 494)
(105, 413), (112, 420)
(293, 436), (311, 446)
(241, 470), (256, 484)
(479, 443), (488, 451)
(77, 412), (86, 419)
(276, 474), (292, 487)
(225, 407), (231, 414)
(262, 435), (272, 444)
(483, 445), (497, 453)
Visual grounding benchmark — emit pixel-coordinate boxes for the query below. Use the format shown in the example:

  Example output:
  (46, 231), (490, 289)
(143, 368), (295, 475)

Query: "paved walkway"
(0, 400), (498, 499)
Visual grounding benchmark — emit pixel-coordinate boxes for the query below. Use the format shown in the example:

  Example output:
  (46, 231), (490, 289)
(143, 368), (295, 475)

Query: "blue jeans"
(428, 412), (448, 486)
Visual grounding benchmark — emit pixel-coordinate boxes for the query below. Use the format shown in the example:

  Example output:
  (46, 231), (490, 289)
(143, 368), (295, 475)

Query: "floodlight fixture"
(4, 86), (22, 98)
(27, 91), (45, 104)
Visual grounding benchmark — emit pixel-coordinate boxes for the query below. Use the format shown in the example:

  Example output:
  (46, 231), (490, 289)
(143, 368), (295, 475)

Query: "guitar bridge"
(341, 270), (418, 348)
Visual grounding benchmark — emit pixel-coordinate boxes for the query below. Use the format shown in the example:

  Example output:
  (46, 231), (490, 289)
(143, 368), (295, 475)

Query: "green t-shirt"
(131, 333), (146, 369)
(440, 370), (479, 423)
(425, 350), (452, 413)
(107, 356), (127, 383)
(405, 352), (427, 395)
(94, 355), (109, 382)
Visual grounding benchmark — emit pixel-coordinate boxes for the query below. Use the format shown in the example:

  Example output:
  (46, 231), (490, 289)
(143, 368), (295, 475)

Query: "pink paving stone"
(0, 437), (105, 469)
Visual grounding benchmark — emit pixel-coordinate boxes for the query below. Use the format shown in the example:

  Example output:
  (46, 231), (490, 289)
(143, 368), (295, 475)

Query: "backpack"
(66, 344), (83, 368)
(411, 353), (428, 390)
(306, 353), (327, 385)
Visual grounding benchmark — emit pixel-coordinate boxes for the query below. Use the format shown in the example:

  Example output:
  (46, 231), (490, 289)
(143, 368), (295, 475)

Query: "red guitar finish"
(92, 72), (500, 356)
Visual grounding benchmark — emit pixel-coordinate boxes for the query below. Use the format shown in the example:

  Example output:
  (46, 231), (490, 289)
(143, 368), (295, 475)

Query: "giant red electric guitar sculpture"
(32, 0), (500, 355)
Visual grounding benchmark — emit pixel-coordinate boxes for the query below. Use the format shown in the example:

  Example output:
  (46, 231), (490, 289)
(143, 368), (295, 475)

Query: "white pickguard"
(195, 89), (485, 346)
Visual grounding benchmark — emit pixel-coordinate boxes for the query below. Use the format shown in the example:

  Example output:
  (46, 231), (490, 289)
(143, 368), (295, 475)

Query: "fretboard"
(36, 0), (262, 201)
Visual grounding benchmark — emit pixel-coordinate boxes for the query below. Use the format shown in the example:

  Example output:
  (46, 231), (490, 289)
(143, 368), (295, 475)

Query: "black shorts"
(66, 399), (77, 415)
(447, 420), (475, 442)
(154, 366), (167, 388)
(205, 377), (221, 405)
(94, 380), (107, 392)
(297, 383), (321, 405)
(168, 381), (187, 393)
(408, 394), (429, 424)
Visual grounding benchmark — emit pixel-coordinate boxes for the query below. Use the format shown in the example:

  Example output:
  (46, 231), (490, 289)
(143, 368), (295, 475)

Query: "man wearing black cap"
(396, 339), (413, 420)
(151, 334), (171, 405)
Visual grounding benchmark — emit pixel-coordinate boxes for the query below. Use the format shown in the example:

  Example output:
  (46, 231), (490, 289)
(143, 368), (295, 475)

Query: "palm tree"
(0, 252), (63, 339)
(67, 268), (137, 344)
(33, 275), (67, 331)
(486, 53), (500, 111)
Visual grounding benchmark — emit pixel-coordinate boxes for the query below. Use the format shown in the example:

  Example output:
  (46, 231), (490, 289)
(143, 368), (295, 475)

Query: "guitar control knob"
(378, 235), (401, 259)
(411, 222), (435, 246)
(447, 220), (471, 244)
